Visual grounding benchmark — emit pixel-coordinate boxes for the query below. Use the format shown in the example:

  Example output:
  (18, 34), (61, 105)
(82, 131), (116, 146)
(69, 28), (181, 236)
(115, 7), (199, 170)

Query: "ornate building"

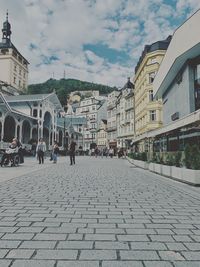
(116, 78), (134, 149)
(132, 36), (171, 152)
(107, 90), (119, 149)
(0, 92), (63, 149)
(0, 12), (29, 93)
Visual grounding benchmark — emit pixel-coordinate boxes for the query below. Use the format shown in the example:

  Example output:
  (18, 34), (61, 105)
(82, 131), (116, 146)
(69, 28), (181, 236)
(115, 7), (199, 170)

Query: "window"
(149, 90), (154, 101)
(19, 69), (22, 75)
(33, 109), (37, 117)
(19, 80), (21, 87)
(151, 57), (157, 64)
(13, 77), (16, 84)
(14, 65), (17, 72)
(149, 72), (156, 84)
(150, 110), (156, 121)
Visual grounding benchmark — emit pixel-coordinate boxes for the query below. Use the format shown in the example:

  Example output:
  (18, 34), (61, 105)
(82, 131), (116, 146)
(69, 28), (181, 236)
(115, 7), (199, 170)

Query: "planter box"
(162, 165), (171, 177)
(154, 163), (162, 174)
(171, 166), (182, 180)
(133, 159), (148, 169)
(181, 168), (200, 185)
(128, 157), (200, 185)
(149, 162), (155, 172)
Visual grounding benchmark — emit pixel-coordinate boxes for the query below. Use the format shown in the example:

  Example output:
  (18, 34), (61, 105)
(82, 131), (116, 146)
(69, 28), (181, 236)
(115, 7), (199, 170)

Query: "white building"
(75, 95), (107, 150)
(0, 92), (63, 150)
(0, 13), (29, 93)
(116, 78), (135, 149)
(107, 90), (120, 149)
(97, 119), (107, 148)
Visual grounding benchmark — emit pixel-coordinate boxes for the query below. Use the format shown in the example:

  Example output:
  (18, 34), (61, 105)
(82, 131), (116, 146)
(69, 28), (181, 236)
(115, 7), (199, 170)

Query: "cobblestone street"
(0, 156), (200, 267)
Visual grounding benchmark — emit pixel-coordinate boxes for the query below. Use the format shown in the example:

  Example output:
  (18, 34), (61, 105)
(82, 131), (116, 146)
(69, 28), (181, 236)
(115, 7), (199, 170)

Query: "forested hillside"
(28, 78), (116, 106)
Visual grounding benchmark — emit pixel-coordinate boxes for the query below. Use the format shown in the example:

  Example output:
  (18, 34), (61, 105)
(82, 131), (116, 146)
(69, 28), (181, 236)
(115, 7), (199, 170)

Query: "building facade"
(107, 90), (119, 149)
(152, 9), (200, 152)
(133, 37), (171, 151)
(97, 119), (107, 148)
(0, 13), (29, 93)
(116, 78), (134, 149)
(0, 93), (63, 149)
(75, 95), (107, 150)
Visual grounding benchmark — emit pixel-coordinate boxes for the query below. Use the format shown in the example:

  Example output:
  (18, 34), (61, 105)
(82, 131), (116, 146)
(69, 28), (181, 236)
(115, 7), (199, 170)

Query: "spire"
(2, 10), (12, 43)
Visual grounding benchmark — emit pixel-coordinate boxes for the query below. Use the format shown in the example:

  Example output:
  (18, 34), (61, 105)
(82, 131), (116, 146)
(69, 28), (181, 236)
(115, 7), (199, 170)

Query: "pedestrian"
(52, 142), (59, 163)
(109, 147), (114, 158)
(13, 138), (24, 163)
(36, 138), (46, 164)
(69, 138), (76, 165)
(95, 146), (99, 158)
(31, 141), (37, 157)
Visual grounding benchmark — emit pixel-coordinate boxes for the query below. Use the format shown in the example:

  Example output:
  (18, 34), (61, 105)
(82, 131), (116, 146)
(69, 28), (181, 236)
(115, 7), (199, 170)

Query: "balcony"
(107, 102), (116, 110)
(125, 104), (134, 111)
(107, 126), (117, 132)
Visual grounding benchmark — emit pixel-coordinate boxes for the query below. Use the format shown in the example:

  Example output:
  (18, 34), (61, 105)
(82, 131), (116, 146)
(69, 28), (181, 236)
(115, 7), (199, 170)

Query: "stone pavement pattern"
(0, 157), (200, 267)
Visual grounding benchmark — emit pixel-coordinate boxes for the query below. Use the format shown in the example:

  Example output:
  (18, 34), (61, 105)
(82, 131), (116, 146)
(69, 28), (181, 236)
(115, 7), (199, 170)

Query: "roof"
(0, 92), (36, 120)
(135, 36), (171, 74)
(0, 41), (29, 64)
(153, 9), (200, 98)
(5, 93), (63, 111)
(57, 116), (87, 129)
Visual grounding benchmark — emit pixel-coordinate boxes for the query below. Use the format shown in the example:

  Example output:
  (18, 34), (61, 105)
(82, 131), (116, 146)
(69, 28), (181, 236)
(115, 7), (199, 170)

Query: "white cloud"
(0, 0), (199, 88)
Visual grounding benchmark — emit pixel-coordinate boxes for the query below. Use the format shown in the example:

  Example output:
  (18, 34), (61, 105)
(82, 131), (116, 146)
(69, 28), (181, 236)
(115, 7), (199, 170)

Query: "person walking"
(52, 142), (59, 163)
(36, 138), (46, 164)
(69, 138), (76, 165)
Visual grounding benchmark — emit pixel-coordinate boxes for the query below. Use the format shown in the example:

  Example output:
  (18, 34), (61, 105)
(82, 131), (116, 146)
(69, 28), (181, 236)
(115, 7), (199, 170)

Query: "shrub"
(174, 151), (182, 167)
(165, 153), (174, 166)
(184, 144), (200, 170)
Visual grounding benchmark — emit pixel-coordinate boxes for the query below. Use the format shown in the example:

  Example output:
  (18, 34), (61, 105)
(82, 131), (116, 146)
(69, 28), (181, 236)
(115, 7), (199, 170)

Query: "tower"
(2, 11), (11, 44)
(0, 11), (29, 94)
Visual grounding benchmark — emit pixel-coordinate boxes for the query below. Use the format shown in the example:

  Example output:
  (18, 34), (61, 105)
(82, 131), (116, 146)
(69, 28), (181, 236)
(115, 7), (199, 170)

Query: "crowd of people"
(1, 137), (128, 167)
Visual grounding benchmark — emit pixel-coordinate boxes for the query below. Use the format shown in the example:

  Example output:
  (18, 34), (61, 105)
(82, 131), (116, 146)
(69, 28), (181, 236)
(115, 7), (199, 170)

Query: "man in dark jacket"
(69, 139), (76, 165)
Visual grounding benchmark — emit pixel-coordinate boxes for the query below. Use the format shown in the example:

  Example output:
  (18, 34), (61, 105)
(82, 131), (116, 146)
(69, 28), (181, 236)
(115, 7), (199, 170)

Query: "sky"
(0, 0), (200, 87)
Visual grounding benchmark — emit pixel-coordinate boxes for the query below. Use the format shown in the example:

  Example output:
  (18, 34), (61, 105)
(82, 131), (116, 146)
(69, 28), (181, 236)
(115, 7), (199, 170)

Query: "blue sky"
(0, 0), (200, 87)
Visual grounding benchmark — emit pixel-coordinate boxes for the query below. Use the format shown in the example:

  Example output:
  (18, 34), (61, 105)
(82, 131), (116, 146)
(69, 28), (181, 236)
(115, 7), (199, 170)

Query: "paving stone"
(165, 242), (187, 251)
(117, 235), (149, 242)
(182, 251), (200, 260)
(57, 241), (93, 249)
(120, 250), (159, 260)
(102, 261), (143, 267)
(144, 261), (173, 267)
(158, 251), (185, 261)
(0, 240), (21, 248)
(34, 249), (78, 259)
(130, 241), (167, 250)
(85, 234), (116, 241)
(0, 260), (12, 267)
(80, 249), (116, 260)
(0, 249), (9, 258)
(57, 261), (99, 267)
(95, 241), (129, 249)
(173, 262), (200, 267)
(11, 260), (55, 267)
(33, 233), (67, 240)
(1, 233), (34, 240)
(6, 249), (35, 259)
(19, 241), (56, 249)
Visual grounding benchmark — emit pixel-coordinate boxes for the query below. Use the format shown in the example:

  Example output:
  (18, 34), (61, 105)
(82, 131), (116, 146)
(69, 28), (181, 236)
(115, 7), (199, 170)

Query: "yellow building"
(133, 37), (171, 151)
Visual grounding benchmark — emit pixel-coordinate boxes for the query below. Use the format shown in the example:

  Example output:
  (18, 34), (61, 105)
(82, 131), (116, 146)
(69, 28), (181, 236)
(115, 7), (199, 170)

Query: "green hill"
(28, 78), (116, 106)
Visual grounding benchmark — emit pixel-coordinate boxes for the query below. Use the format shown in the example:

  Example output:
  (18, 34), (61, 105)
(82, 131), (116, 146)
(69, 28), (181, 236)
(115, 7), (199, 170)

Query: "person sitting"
(1, 140), (18, 166)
